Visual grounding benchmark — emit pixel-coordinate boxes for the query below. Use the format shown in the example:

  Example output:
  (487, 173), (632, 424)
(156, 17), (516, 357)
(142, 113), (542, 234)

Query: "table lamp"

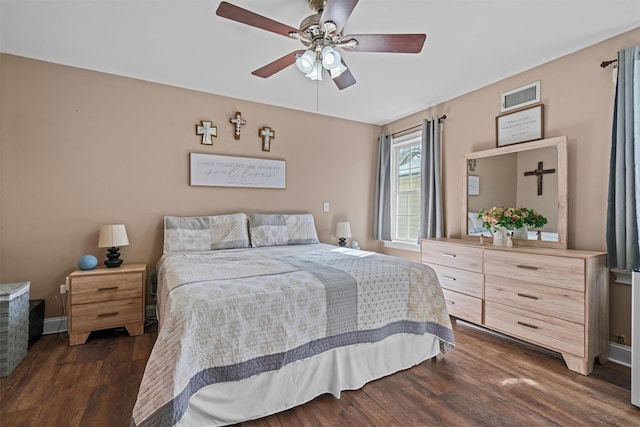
(98, 224), (129, 268)
(335, 222), (352, 247)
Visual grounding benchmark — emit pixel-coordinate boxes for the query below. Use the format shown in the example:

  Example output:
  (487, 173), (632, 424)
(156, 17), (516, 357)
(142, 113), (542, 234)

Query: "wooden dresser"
(421, 238), (608, 375)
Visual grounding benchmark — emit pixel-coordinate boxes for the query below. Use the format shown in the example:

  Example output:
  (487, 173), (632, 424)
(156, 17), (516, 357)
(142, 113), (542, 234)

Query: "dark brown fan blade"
(343, 34), (426, 53)
(332, 60), (356, 90)
(216, 2), (300, 38)
(252, 50), (305, 78)
(320, 0), (359, 34)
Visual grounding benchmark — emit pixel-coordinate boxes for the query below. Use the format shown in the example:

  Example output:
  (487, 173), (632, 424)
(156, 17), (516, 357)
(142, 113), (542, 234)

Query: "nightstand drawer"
(421, 240), (483, 273)
(71, 298), (142, 333)
(442, 289), (482, 324)
(70, 272), (143, 305)
(485, 275), (584, 323)
(431, 264), (483, 298)
(485, 300), (584, 357)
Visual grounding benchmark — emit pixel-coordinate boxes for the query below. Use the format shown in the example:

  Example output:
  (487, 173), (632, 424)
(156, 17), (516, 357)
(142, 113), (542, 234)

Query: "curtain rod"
(601, 59), (617, 68)
(391, 115), (447, 137)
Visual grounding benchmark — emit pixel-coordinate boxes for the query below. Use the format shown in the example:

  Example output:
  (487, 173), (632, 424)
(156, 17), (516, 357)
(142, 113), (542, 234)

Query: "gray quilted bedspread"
(132, 244), (454, 427)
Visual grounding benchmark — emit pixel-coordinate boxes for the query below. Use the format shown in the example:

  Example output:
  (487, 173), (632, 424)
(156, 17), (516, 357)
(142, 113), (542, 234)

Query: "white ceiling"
(1, 1), (639, 125)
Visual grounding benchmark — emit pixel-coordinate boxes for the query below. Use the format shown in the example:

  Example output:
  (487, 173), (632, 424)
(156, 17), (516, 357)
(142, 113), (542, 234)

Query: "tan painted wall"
(2, 26), (638, 344)
(0, 54), (380, 317)
(382, 27), (640, 345)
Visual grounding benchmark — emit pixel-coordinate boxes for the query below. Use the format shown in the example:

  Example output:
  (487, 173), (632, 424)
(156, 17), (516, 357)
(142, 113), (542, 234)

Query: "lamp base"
(338, 238), (347, 247)
(104, 247), (123, 268)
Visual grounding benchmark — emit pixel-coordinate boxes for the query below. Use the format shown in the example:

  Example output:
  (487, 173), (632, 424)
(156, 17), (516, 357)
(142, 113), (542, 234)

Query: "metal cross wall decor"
(196, 121), (217, 145)
(259, 127), (275, 152)
(230, 111), (246, 140)
(524, 161), (556, 195)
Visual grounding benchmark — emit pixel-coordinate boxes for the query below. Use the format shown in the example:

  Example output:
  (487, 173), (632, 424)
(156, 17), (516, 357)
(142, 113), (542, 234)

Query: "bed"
(131, 213), (455, 426)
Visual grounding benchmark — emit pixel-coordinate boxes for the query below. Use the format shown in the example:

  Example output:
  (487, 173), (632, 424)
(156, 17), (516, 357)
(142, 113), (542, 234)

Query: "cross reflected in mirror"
(524, 161), (556, 195)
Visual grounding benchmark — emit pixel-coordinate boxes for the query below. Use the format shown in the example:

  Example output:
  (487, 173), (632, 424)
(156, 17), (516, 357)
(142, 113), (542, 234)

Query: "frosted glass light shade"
(330, 62), (348, 79)
(321, 46), (341, 70)
(98, 224), (129, 248)
(295, 50), (316, 74)
(335, 222), (352, 238)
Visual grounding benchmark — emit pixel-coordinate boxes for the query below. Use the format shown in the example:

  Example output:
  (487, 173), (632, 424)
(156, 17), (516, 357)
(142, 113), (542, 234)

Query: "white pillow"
(163, 213), (249, 254)
(249, 213), (319, 247)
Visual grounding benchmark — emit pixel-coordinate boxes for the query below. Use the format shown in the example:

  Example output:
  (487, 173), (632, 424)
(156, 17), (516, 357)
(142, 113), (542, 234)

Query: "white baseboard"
(43, 316), (68, 334)
(608, 342), (631, 367)
(42, 304), (157, 335)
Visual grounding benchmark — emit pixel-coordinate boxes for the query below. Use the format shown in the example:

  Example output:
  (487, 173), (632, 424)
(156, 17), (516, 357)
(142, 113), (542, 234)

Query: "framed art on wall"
(189, 153), (286, 189)
(496, 103), (544, 147)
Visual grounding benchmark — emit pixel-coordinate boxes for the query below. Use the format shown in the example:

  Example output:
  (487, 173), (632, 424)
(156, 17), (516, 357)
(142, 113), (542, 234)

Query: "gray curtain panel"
(373, 133), (391, 241)
(606, 45), (640, 270)
(418, 118), (443, 242)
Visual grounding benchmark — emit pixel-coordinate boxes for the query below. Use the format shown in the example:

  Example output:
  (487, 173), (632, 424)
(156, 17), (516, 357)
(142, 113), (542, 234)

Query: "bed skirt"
(177, 332), (442, 426)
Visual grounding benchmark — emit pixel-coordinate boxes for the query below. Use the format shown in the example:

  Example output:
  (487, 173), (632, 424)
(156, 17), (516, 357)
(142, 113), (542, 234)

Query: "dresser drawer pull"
(517, 321), (539, 329)
(97, 312), (119, 318)
(441, 253), (457, 258)
(98, 286), (119, 291)
(517, 293), (539, 300)
(442, 275), (457, 281)
(446, 300), (455, 305)
(516, 265), (538, 270)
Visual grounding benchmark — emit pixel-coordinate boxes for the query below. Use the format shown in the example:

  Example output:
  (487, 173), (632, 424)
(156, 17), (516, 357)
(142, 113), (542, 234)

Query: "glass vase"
(513, 226), (528, 240)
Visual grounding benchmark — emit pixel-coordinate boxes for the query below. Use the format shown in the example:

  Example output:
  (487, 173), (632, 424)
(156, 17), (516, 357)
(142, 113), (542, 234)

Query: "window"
(390, 131), (421, 243)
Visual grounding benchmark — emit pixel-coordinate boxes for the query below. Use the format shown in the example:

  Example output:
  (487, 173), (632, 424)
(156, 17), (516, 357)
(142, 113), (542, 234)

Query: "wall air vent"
(501, 81), (540, 112)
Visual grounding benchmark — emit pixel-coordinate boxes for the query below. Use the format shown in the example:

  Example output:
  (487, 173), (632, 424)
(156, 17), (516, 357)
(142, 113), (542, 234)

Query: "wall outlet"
(59, 283), (67, 294)
(323, 202), (330, 212)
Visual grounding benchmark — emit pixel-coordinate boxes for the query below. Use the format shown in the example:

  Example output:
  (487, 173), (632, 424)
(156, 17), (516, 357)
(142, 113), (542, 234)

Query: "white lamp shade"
(335, 222), (352, 238)
(330, 62), (348, 79)
(295, 50), (316, 74)
(321, 46), (341, 70)
(98, 224), (129, 248)
(305, 62), (323, 81)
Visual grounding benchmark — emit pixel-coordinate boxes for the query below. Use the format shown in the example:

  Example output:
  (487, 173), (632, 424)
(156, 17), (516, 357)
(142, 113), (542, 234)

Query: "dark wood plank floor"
(1, 320), (638, 426)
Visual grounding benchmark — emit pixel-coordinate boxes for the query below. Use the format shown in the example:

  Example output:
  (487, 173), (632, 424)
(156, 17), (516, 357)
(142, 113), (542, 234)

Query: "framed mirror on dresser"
(462, 135), (568, 249)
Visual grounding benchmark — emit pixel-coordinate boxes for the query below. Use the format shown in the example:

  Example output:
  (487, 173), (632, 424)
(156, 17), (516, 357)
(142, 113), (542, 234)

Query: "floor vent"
(501, 81), (540, 112)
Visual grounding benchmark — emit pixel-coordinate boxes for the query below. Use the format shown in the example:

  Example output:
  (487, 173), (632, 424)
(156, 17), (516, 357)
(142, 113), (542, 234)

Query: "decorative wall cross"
(524, 161), (556, 195)
(259, 126), (275, 152)
(196, 121), (217, 145)
(230, 111), (246, 140)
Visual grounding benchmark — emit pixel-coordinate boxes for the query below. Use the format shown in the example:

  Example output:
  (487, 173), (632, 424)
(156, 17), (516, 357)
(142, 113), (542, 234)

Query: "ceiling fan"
(215, 0), (427, 90)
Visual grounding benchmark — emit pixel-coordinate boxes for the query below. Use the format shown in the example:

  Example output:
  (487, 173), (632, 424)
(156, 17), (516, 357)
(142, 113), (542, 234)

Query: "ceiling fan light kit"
(215, 0), (427, 90)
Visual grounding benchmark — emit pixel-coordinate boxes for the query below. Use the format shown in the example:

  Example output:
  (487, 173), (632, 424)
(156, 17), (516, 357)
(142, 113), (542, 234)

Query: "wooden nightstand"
(67, 263), (146, 346)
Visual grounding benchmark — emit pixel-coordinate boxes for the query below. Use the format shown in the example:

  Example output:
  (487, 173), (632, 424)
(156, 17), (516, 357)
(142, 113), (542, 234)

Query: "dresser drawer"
(484, 250), (584, 291)
(442, 289), (482, 324)
(421, 241), (483, 273)
(70, 272), (143, 305)
(71, 298), (143, 333)
(485, 300), (584, 357)
(485, 275), (584, 323)
(431, 264), (483, 298)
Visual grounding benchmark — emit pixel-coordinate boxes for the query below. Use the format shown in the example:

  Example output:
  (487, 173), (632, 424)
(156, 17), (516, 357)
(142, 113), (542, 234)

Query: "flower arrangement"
(478, 207), (548, 230)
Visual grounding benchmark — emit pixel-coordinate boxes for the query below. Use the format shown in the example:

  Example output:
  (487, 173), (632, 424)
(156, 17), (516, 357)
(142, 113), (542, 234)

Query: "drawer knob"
(98, 286), (119, 291)
(97, 312), (119, 318)
(446, 300), (455, 305)
(517, 293), (539, 300)
(517, 321), (539, 329)
(441, 253), (457, 258)
(516, 265), (538, 270)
